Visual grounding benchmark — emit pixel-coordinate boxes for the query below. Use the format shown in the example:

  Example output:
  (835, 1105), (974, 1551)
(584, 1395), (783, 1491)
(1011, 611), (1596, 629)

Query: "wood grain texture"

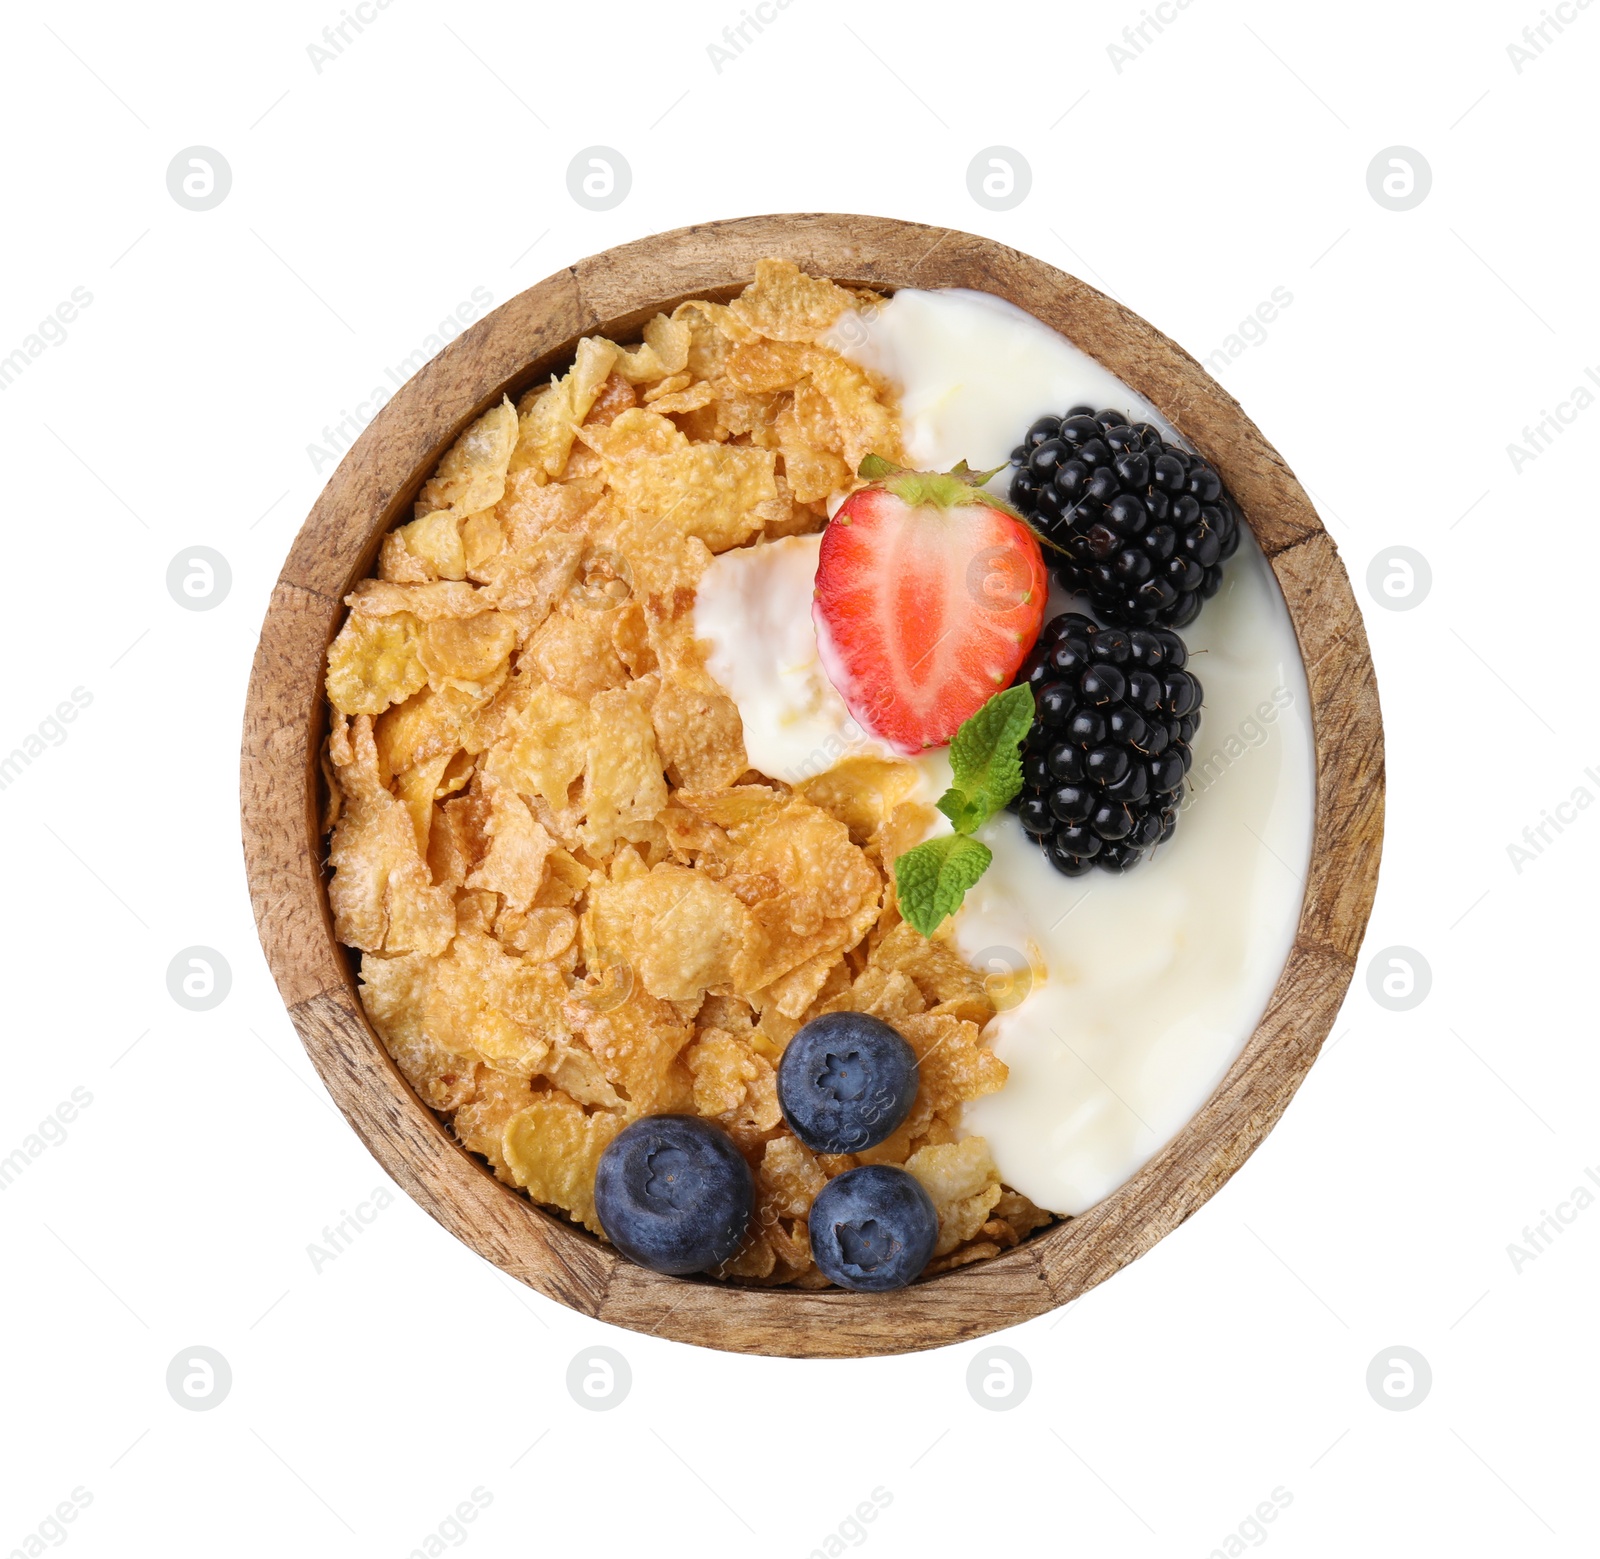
(239, 214), (1384, 1358)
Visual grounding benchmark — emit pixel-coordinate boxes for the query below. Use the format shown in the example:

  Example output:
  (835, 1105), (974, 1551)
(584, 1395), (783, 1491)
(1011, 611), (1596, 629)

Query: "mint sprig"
(894, 684), (1035, 937)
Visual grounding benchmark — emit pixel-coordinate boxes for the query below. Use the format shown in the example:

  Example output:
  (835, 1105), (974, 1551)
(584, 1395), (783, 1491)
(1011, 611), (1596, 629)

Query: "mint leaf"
(947, 684), (1035, 820)
(894, 834), (994, 938)
(934, 789), (987, 835)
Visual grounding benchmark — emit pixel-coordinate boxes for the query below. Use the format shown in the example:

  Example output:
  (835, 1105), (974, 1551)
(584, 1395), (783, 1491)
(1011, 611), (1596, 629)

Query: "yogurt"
(696, 534), (892, 787)
(696, 287), (1315, 1218)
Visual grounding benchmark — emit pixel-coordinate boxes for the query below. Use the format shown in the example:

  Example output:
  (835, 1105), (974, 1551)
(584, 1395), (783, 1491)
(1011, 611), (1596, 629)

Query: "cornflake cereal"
(322, 260), (1056, 1285)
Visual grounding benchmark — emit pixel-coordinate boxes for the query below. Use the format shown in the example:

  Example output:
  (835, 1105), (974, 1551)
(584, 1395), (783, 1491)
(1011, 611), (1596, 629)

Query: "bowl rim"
(239, 212), (1384, 1359)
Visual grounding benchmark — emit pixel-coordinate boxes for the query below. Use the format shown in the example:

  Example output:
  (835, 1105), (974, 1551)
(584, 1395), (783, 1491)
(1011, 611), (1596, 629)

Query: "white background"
(1, 0), (1595, 1554)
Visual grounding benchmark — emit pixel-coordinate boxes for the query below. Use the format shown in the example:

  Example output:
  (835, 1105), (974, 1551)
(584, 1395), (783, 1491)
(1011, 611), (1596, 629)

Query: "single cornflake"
(465, 778), (553, 912)
(645, 381), (715, 416)
(415, 397), (518, 520)
(580, 684), (667, 856)
(394, 752), (451, 858)
(502, 1092), (622, 1234)
(512, 338), (621, 481)
(359, 954), (474, 1108)
(611, 314), (691, 383)
(727, 259), (857, 343)
(759, 1134), (827, 1219)
(672, 298), (756, 381)
(721, 338), (816, 396)
(393, 509), (468, 581)
(807, 352), (900, 473)
(373, 685), (477, 777)
(900, 1009), (1007, 1120)
(586, 862), (757, 1003)
(779, 444), (850, 505)
(495, 904), (578, 964)
(486, 680), (591, 819)
(868, 919), (995, 1025)
(496, 472), (603, 551)
(325, 614), (428, 717)
(585, 372), (638, 427)
(523, 607), (629, 702)
(682, 1025), (781, 1144)
(327, 716), (454, 954)
(378, 530), (433, 583)
(905, 1137), (1004, 1256)
(650, 676), (747, 791)
(417, 611), (517, 698)
(992, 1188), (1055, 1245)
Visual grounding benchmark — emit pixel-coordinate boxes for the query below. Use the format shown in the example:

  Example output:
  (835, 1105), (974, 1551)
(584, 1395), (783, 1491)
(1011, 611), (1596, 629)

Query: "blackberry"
(1009, 405), (1240, 628)
(1009, 612), (1201, 876)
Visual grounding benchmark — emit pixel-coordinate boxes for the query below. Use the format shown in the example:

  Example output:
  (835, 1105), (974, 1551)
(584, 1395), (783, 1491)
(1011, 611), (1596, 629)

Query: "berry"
(1015, 614), (1201, 875)
(777, 1012), (919, 1154)
(814, 459), (1047, 751)
(808, 1165), (939, 1292)
(594, 1115), (754, 1275)
(1008, 406), (1240, 628)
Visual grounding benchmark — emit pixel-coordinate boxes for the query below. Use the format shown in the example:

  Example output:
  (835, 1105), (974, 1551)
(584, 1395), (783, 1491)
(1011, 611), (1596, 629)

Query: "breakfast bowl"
(240, 213), (1382, 1359)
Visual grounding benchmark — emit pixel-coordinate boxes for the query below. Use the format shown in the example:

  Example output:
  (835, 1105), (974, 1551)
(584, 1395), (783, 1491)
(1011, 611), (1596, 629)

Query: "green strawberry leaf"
(894, 833), (994, 938)
(947, 683), (1035, 821)
(854, 453), (1027, 522)
(857, 453), (903, 481)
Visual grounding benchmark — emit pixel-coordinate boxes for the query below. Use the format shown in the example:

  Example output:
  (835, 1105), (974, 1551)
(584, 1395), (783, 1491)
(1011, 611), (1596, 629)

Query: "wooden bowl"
(240, 214), (1383, 1359)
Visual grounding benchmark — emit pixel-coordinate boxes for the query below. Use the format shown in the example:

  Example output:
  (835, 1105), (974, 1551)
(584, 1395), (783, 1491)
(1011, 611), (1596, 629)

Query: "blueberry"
(777, 1012), (918, 1154)
(808, 1165), (939, 1292)
(594, 1115), (754, 1276)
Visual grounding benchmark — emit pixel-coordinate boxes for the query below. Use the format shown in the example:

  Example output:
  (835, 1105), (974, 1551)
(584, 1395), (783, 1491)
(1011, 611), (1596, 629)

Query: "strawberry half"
(813, 457), (1048, 753)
